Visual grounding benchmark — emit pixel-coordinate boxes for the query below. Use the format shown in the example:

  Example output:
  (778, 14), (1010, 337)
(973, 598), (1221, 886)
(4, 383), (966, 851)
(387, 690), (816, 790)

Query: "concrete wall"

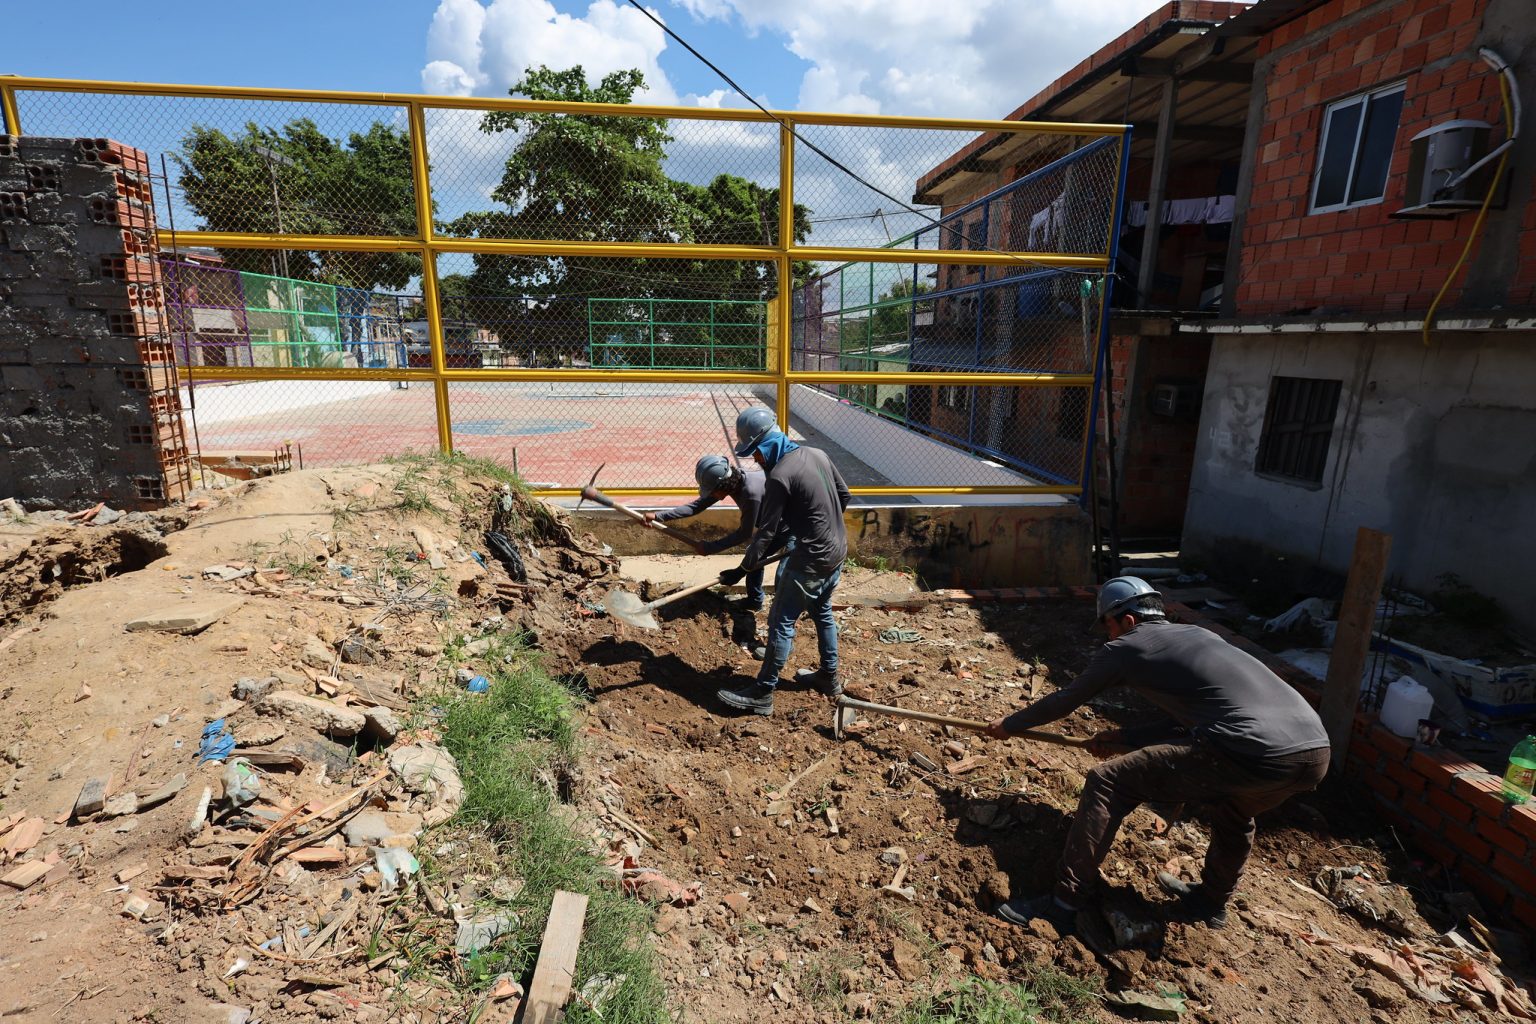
(1182, 328), (1536, 629)
(0, 136), (190, 509)
(571, 501), (1093, 589)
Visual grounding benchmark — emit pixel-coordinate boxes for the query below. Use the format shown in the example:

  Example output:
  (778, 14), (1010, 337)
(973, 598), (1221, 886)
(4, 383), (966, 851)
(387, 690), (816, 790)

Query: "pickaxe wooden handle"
(579, 484), (700, 545)
(833, 695), (1093, 749)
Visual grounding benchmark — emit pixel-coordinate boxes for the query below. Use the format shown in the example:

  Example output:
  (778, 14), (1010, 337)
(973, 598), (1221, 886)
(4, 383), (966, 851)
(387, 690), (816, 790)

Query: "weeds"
(796, 947), (863, 1010)
(430, 633), (668, 1023)
(895, 968), (1098, 1024)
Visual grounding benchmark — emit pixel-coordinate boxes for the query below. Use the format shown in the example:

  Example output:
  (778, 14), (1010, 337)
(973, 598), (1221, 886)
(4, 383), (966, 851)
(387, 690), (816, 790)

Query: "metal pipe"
(0, 83), (20, 135)
(1, 74), (1128, 136)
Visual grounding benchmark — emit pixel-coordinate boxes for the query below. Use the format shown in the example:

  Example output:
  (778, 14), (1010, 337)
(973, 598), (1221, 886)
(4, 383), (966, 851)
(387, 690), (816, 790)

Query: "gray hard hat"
(694, 454), (737, 498)
(1096, 575), (1163, 622)
(733, 406), (779, 458)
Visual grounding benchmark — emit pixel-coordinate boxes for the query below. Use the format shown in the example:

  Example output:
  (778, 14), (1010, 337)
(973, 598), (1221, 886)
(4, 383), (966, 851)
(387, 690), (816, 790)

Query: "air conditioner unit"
(1396, 120), (1495, 218)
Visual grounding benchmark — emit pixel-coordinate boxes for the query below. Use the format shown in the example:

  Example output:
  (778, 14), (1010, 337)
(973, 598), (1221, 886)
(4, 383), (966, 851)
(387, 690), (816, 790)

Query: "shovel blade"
(602, 588), (660, 630)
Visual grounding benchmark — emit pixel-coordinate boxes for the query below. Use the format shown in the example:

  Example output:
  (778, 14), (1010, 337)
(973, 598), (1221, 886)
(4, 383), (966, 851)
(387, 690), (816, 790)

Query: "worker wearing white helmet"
(643, 454), (767, 611)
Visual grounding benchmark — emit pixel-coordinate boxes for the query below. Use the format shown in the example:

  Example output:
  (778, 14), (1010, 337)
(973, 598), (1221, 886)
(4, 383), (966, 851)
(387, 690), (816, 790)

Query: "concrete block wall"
(0, 135), (190, 509)
(1237, 0), (1536, 316)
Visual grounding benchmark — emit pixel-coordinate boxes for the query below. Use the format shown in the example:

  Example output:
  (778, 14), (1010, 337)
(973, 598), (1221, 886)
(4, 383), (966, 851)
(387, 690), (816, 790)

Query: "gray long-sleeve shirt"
(741, 446), (851, 576)
(653, 470), (765, 555)
(1002, 620), (1329, 764)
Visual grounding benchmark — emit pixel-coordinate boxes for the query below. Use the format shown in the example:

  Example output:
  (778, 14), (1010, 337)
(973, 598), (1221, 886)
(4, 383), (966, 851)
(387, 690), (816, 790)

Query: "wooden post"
(1322, 527), (1392, 769)
(525, 889), (589, 1024)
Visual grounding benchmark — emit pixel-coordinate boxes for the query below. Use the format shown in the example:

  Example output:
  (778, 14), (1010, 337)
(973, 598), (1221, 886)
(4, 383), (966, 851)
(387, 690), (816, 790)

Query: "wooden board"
(523, 890), (589, 1024)
(1322, 527), (1392, 767)
(1, 861), (51, 890)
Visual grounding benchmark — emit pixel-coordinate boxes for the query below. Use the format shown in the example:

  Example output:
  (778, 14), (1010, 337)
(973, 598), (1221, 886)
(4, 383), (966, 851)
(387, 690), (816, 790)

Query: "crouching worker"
(643, 455), (766, 611)
(984, 577), (1330, 931)
(716, 406), (850, 716)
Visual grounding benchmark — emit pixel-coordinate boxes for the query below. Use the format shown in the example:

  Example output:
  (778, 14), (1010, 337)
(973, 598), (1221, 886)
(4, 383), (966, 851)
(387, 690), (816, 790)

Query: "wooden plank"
(1322, 527), (1392, 768)
(523, 890), (589, 1024)
(1, 861), (51, 890)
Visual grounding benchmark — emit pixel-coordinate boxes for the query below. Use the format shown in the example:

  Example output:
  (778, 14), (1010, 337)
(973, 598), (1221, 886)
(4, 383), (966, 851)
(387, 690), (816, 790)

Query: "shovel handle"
(643, 549), (790, 613)
(834, 696), (1091, 749)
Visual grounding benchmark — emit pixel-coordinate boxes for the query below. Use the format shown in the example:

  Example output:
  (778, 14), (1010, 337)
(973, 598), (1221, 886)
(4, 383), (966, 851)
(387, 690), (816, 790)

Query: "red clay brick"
(1475, 816), (1527, 860)
(1491, 850), (1536, 895)
(1441, 821), (1493, 865)
(1427, 786), (1475, 825)
(1384, 758), (1428, 796)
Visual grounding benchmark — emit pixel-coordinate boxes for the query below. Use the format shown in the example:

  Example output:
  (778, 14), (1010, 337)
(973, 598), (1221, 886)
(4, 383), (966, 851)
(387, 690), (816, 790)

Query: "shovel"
(832, 695), (1100, 749)
(603, 550), (788, 630)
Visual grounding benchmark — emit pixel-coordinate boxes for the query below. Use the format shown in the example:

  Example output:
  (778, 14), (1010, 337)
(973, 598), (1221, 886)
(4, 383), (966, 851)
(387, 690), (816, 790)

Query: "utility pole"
(252, 144), (294, 280)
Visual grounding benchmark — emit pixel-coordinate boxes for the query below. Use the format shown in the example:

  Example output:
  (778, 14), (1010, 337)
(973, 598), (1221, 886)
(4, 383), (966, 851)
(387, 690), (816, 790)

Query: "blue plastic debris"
(470, 551), (487, 569)
(466, 675), (490, 693)
(198, 719), (235, 763)
(336, 564), (355, 579)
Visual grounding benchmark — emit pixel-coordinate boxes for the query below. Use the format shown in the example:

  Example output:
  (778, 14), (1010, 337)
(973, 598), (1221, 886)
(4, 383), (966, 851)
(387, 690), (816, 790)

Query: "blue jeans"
(757, 559), (840, 687)
(745, 566), (765, 608)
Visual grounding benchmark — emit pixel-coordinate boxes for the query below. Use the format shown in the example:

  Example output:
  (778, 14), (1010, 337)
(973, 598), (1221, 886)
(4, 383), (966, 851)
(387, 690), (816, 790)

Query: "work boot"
(995, 894), (1078, 933)
(718, 680), (775, 716)
(750, 644), (767, 661)
(1155, 872), (1228, 928)
(795, 667), (843, 698)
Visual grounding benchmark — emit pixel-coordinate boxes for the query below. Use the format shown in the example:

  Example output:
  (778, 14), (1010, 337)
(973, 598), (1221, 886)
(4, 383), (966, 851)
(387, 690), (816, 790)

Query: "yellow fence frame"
(2, 75), (1128, 498)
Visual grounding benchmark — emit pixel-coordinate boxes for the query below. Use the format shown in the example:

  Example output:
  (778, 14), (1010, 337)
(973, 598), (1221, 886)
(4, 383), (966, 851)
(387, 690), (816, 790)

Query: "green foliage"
(454, 65), (813, 306)
(435, 635), (669, 1023)
(896, 970), (1098, 1024)
(176, 119), (420, 289)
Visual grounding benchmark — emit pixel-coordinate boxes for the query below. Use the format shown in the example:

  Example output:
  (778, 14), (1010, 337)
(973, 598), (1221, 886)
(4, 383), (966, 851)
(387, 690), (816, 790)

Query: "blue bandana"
(753, 430), (800, 471)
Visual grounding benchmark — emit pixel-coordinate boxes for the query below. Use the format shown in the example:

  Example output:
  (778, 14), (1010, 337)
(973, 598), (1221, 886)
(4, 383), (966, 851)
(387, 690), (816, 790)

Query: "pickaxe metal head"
(833, 700), (859, 740)
(575, 463), (605, 511)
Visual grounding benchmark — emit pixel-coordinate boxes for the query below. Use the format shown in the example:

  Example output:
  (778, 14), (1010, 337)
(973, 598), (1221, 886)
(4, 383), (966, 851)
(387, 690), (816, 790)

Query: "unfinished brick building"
(0, 135), (190, 509)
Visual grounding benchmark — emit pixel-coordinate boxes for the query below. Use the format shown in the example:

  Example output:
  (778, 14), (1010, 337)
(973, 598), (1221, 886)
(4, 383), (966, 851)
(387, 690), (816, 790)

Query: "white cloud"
(420, 0), (678, 103)
(673, 0), (1169, 119)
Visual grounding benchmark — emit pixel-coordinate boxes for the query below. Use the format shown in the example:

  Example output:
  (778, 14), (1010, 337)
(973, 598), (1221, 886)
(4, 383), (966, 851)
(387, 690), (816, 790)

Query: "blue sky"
(8, 0), (1165, 118)
(6, 0), (1167, 244)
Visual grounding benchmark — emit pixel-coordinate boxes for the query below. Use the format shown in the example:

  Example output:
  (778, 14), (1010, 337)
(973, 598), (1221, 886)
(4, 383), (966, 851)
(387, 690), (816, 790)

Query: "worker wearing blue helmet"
(643, 454), (767, 611)
(716, 405), (850, 716)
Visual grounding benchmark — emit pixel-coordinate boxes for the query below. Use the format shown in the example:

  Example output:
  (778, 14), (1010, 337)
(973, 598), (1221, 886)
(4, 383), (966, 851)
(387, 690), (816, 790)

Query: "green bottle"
(1503, 736), (1536, 804)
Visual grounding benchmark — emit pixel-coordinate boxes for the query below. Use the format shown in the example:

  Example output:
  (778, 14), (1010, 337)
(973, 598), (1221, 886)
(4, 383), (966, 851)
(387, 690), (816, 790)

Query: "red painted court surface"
(185, 380), (894, 498)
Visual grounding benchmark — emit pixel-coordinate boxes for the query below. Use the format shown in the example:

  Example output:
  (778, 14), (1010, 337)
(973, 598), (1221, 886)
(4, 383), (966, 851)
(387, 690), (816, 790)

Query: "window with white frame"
(1310, 82), (1406, 213)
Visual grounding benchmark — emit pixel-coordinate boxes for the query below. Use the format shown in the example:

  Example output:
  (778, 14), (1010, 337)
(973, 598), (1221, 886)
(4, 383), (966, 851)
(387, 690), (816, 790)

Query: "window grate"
(1255, 376), (1342, 484)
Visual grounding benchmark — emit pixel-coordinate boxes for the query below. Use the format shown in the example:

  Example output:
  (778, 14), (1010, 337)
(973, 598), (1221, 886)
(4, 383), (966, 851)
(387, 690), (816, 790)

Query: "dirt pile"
(1, 460), (1532, 1023)
(0, 460), (619, 1022)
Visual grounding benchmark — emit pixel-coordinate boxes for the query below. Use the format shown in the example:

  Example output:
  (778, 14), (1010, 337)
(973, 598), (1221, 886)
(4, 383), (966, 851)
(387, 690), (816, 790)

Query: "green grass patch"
(432, 633), (669, 1024)
(895, 968), (1098, 1024)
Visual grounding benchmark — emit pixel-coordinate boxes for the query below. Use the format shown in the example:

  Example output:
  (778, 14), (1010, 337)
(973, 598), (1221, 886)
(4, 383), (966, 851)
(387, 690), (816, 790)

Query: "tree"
(454, 65), (811, 306)
(176, 120), (420, 290)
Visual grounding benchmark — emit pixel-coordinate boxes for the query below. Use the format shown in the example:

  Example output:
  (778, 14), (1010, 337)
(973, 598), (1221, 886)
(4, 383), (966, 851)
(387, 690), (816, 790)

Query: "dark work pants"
(1055, 741), (1330, 907)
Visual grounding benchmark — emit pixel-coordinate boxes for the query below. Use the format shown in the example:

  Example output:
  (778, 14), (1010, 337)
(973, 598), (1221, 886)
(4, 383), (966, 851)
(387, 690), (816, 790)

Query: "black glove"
(718, 567), (747, 587)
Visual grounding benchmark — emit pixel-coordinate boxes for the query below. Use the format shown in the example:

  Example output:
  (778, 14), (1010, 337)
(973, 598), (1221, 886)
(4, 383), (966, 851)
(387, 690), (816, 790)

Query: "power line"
(621, 0), (1098, 273)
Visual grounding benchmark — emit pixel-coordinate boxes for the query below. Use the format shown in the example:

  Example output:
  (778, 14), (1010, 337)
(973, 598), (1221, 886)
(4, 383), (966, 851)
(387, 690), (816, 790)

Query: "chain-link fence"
(3, 77), (1128, 499)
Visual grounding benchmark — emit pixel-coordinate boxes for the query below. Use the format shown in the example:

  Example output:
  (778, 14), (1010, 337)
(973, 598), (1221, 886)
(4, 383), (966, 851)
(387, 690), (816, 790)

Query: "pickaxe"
(832, 695), (1110, 750)
(577, 464), (704, 552)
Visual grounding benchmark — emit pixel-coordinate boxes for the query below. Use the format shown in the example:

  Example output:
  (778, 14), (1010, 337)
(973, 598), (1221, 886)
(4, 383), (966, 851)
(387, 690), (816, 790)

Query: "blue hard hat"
(733, 406), (779, 458)
(1095, 576), (1163, 623)
(694, 454), (737, 499)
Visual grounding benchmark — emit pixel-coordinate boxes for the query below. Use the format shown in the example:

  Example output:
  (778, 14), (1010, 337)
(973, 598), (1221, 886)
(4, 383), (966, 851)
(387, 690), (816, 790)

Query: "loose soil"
(0, 464), (1529, 1023)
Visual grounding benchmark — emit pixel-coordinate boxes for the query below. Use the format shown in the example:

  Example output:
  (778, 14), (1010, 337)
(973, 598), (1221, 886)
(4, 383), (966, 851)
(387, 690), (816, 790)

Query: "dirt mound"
(0, 525), (173, 625)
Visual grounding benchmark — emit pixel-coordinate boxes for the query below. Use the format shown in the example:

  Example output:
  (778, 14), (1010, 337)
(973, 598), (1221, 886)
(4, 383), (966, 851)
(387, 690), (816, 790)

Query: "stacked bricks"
(1236, 0), (1536, 316)
(0, 135), (191, 509)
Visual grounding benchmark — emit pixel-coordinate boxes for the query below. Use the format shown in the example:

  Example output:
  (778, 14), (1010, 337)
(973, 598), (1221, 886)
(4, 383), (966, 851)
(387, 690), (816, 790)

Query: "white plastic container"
(1380, 676), (1435, 738)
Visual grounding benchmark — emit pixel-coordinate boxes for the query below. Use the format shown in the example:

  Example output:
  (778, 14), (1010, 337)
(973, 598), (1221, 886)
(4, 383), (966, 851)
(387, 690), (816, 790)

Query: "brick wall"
(0, 136), (191, 509)
(1110, 330), (1210, 536)
(1237, 0), (1534, 316)
(1176, 603), (1536, 932)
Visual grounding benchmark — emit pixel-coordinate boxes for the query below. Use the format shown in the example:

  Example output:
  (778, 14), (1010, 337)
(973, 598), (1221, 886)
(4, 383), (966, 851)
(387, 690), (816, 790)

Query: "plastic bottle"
(1379, 676), (1434, 739)
(1502, 735), (1536, 804)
